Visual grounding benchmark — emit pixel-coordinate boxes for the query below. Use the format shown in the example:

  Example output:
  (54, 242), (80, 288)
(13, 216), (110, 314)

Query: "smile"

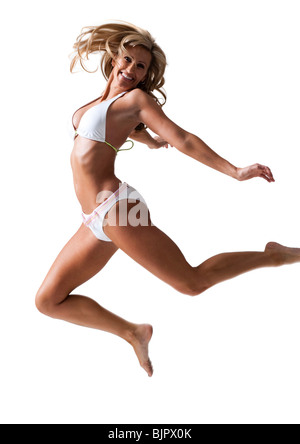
(121, 72), (134, 81)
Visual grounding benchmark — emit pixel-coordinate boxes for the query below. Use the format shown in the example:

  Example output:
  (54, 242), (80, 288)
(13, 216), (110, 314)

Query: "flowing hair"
(70, 21), (167, 115)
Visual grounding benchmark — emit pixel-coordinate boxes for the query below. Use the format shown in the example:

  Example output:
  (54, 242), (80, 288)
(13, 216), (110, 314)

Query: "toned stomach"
(70, 136), (122, 214)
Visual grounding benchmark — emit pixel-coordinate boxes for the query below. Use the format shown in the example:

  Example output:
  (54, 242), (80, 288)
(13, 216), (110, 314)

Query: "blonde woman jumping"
(36, 22), (300, 377)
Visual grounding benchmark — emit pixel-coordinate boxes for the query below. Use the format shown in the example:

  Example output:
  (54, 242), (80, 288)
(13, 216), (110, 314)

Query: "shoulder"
(123, 89), (159, 123)
(125, 89), (156, 109)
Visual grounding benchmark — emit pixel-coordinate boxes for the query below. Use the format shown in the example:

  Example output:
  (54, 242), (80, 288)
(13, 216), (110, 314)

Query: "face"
(112, 45), (152, 90)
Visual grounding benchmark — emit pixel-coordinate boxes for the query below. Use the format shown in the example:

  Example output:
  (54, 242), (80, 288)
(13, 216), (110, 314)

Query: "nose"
(127, 62), (136, 74)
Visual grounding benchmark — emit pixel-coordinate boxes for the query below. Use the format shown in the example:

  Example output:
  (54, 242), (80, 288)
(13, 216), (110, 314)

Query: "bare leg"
(53, 294), (154, 376)
(104, 204), (300, 296)
(36, 224), (154, 376)
(195, 242), (300, 291)
(37, 213), (300, 377)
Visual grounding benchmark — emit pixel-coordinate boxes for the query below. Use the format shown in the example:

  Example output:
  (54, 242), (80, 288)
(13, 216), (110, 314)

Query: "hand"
(237, 164), (275, 183)
(148, 136), (170, 149)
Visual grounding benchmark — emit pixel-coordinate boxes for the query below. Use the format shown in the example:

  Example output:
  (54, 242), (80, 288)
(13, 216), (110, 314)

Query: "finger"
(260, 173), (272, 183)
(264, 166), (274, 180)
(263, 169), (275, 182)
(258, 165), (275, 182)
(259, 174), (271, 183)
(265, 168), (275, 181)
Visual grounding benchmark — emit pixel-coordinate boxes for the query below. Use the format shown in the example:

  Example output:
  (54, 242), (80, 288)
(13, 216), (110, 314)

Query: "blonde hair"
(70, 21), (167, 109)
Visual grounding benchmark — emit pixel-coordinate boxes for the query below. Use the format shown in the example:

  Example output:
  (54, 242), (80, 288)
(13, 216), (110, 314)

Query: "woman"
(36, 22), (300, 377)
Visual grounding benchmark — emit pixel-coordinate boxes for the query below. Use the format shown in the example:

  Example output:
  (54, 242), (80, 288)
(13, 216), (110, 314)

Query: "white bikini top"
(72, 91), (134, 153)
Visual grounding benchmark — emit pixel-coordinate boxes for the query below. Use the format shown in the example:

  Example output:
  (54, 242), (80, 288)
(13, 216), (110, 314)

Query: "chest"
(71, 92), (137, 145)
(72, 97), (103, 130)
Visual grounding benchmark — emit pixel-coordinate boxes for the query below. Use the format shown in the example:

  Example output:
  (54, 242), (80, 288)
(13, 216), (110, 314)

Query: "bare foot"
(130, 324), (154, 377)
(265, 242), (300, 265)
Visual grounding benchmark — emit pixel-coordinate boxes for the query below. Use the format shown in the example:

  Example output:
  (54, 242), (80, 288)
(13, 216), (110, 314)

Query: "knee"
(35, 286), (58, 317)
(181, 284), (207, 297)
(35, 288), (50, 315)
(174, 271), (208, 297)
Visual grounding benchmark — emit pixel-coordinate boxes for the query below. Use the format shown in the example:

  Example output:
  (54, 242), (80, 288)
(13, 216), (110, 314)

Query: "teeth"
(121, 72), (133, 81)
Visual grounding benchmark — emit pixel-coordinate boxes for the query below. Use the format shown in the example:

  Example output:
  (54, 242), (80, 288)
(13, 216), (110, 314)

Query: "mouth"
(120, 72), (134, 82)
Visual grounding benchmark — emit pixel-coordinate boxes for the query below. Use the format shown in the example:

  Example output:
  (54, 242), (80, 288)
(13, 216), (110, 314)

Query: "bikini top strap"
(118, 140), (135, 152)
(105, 139), (134, 153)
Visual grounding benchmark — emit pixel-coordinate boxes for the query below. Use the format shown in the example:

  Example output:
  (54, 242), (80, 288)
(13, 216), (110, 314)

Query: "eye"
(137, 63), (145, 69)
(124, 56), (131, 62)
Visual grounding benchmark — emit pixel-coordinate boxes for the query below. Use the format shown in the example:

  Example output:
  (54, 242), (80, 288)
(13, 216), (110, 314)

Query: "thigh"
(37, 223), (119, 304)
(104, 202), (196, 292)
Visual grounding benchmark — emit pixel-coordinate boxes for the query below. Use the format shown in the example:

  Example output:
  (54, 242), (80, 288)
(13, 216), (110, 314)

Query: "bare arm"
(179, 133), (238, 179)
(129, 128), (169, 149)
(137, 91), (274, 182)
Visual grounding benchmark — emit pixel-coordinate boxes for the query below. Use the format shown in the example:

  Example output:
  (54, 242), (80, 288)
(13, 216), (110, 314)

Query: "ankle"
(267, 249), (285, 267)
(123, 324), (139, 345)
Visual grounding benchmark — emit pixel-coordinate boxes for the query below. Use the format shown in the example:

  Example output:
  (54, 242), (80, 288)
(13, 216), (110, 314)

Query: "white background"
(0, 0), (300, 424)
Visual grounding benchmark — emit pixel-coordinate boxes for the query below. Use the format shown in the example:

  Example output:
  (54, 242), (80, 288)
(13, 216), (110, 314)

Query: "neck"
(101, 74), (130, 101)
(102, 78), (124, 100)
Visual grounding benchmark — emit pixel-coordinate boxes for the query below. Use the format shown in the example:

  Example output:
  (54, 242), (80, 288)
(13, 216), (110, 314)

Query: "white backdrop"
(1, 0), (300, 424)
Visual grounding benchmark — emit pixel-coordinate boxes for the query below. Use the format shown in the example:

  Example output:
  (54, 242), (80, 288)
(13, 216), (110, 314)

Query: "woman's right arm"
(129, 128), (169, 149)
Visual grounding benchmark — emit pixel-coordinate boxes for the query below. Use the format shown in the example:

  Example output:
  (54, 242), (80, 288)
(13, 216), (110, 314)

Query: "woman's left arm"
(179, 133), (275, 182)
(137, 91), (275, 183)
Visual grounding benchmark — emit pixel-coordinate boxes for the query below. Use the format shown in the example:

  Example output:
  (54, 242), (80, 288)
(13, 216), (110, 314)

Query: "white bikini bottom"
(81, 182), (147, 242)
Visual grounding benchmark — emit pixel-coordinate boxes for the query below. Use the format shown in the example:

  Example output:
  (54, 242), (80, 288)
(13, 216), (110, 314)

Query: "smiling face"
(111, 45), (152, 90)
